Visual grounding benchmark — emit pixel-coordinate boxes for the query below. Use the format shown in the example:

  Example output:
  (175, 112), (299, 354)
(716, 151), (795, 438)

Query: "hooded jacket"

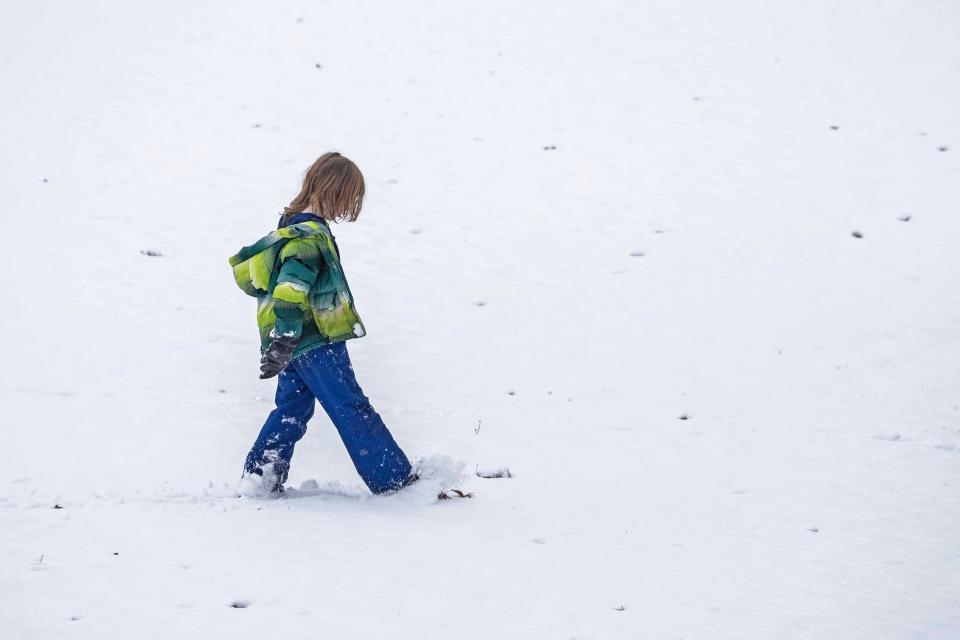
(229, 214), (366, 356)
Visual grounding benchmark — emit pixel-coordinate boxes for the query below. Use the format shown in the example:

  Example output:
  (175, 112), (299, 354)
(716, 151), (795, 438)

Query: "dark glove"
(259, 335), (298, 379)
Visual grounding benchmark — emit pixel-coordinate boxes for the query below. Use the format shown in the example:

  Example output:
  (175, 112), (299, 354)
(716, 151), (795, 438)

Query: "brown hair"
(284, 152), (365, 222)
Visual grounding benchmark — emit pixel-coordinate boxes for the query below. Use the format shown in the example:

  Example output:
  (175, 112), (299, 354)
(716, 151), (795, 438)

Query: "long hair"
(284, 152), (365, 222)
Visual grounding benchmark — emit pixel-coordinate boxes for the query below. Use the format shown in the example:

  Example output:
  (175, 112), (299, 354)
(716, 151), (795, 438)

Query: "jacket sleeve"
(270, 239), (322, 340)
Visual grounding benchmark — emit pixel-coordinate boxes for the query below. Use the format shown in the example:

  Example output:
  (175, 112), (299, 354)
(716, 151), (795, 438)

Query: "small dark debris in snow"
(386, 178), (398, 185)
(531, 537), (546, 544)
(475, 419), (481, 434)
(218, 388), (227, 394)
(113, 552), (119, 556)
(547, 390), (553, 395)
(230, 600), (251, 609)
(614, 605), (626, 612)
(875, 433), (902, 442)
(409, 228), (422, 234)
(476, 466), (512, 479)
(43, 178), (48, 183)
(938, 146), (949, 152)
(507, 390), (516, 396)
(314, 63), (322, 69)
(654, 228), (666, 234)
(851, 230), (863, 239)
(475, 301), (487, 307)
(542, 145), (557, 151)
(252, 123), (262, 129)
(678, 414), (691, 421)
(53, 504), (63, 509)
(295, 17), (303, 23)
(692, 96), (703, 102)
(70, 616), (81, 622)
(808, 527), (819, 533)
(438, 489), (473, 500)
(140, 249), (163, 257)
(629, 250), (645, 257)
(898, 215), (912, 222)
(830, 125), (839, 130)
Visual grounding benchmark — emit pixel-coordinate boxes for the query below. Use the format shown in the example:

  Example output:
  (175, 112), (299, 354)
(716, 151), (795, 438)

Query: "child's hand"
(260, 335), (298, 379)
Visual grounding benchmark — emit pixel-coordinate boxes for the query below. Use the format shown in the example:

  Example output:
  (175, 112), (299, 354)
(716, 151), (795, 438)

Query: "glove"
(259, 335), (298, 379)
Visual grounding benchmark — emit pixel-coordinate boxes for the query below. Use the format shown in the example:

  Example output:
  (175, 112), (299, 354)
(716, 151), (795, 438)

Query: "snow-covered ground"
(2, 1), (959, 638)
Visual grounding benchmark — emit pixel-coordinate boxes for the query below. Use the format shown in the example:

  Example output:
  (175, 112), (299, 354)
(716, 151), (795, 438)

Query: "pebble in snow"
(630, 250), (645, 257)
(898, 215), (912, 222)
(851, 230), (863, 239)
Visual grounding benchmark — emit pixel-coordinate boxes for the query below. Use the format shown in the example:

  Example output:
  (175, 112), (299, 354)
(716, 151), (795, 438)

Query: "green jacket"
(229, 220), (366, 356)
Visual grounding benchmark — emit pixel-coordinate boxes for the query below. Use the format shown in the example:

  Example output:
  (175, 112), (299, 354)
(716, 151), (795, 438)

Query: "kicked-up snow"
(1, 1), (959, 638)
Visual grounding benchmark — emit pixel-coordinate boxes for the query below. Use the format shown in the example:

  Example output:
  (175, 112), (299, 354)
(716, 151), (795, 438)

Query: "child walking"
(229, 152), (415, 495)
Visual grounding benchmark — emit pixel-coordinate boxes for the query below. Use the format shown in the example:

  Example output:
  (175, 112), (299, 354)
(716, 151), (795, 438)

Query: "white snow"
(2, 1), (959, 638)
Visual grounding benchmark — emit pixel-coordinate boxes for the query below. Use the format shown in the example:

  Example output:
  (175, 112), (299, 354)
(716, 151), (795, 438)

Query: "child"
(229, 152), (415, 495)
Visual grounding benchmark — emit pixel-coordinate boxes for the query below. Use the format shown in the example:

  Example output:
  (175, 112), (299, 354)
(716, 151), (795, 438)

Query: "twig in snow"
(438, 489), (473, 500)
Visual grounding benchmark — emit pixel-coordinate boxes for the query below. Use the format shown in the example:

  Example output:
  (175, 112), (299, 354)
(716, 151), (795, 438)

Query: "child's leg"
(243, 365), (316, 488)
(294, 342), (413, 494)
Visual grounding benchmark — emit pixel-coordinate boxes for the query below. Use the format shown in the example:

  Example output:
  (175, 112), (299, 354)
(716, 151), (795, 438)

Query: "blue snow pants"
(244, 342), (413, 494)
